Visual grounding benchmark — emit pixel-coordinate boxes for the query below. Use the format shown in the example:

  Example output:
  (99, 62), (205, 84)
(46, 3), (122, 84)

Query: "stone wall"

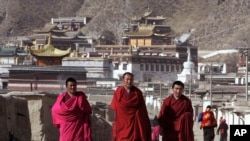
(0, 92), (114, 141)
(0, 95), (8, 141)
(0, 92), (59, 141)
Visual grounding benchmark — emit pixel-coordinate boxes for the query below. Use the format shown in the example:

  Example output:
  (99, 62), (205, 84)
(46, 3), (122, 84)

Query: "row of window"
(114, 63), (127, 70)
(113, 63), (183, 72)
(140, 64), (182, 72)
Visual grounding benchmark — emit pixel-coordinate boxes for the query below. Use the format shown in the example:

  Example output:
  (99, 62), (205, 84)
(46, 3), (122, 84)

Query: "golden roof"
(124, 24), (155, 37)
(30, 35), (71, 57)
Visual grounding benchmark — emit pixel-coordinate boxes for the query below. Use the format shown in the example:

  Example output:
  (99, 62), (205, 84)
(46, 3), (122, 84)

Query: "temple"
(29, 35), (71, 66)
(30, 19), (93, 52)
(94, 7), (198, 82)
(122, 8), (172, 46)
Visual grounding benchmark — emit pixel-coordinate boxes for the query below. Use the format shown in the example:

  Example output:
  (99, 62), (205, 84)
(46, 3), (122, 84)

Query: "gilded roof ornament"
(29, 33), (71, 57)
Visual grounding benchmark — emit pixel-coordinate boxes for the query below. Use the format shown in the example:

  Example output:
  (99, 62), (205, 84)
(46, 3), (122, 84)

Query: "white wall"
(62, 59), (109, 67)
(112, 62), (132, 79)
(0, 57), (16, 64)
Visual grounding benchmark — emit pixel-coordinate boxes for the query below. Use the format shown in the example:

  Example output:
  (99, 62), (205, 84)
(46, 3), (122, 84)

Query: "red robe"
(110, 86), (151, 141)
(151, 125), (160, 141)
(51, 91), (92, 141)
(158, 95), (194, 141)
(200, 110), (217, 128)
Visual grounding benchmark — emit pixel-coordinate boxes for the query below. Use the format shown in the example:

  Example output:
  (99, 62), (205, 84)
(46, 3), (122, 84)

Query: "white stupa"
(177, 47), (197, 83)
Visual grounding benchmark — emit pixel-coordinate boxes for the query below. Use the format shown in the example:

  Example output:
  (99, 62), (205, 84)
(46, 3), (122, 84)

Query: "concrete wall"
(0, 92), (58, 141)
(0, 95), (8, 141)
(0, 92), (114, 141)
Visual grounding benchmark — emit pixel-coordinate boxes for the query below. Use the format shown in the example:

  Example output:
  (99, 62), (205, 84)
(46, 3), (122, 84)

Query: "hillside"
(1, 0), (250, 50)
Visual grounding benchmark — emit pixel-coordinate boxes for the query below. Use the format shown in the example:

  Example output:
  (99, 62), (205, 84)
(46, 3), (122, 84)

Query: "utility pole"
(237, 47), (249, 101)
(189, 68), (192, 98)
(245, 49), (248, 101)
(160, 82), (162, 99)
(210, 63), (213, 105)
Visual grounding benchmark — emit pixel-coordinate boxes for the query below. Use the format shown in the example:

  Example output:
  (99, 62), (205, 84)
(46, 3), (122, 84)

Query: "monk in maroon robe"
(110, 72), (151, 141)
(200, 105), (217, 141)
(52, 77), (92, 141)
(158, 81), (194, 141)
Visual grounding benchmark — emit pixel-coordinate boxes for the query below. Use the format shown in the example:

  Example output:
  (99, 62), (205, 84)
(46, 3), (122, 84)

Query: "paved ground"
(193, 122), (209, 141)
(148, 109), (227, 140)
(158, 122), (223, 141)
(193, 122), (226, 141)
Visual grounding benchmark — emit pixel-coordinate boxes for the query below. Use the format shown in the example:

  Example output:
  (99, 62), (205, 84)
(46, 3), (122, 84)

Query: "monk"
(200, 105), (217, 141)
(158, 81), (194, 141)
(51, 77), (92, 141)
(110, 72), (151, 141)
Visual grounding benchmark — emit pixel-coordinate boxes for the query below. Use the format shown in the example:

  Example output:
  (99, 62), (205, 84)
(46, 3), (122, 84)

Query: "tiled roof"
(29, 34), (48, 40)
(145, 16), (166, 20)
(124, 24), (154, 37)
(0, 47), (16, 56)
(195, 85), (246, 94)
(9, 65), (87, 72)
(212, 85), (245, 93)
(30, 44), (71, 57)
(29, 37), (71, 57)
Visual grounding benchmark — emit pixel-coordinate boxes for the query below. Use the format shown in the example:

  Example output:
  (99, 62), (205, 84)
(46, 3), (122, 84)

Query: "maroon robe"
(158, 95), (194, 141)
(200, 110), (217, 128)
(52, 91), (92, 141)
(110, 86), (151, 141)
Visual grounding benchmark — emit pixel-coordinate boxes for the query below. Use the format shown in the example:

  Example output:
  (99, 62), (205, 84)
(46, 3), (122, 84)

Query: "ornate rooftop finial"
(111, 47), (114, 55)
(143, 6), (152, 18)
(129, 46), (132, 54)
(187, 47), (191, 62)
(47, 33), (52, 45)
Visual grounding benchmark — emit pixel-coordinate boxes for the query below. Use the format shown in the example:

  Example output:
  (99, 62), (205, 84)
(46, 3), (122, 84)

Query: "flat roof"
(9, 65), (87, 72)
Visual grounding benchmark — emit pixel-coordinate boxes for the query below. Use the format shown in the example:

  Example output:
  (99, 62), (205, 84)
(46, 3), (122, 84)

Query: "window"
(161, 65), (164, 71)
(138, 39), (144, 46)
(2, 82), (7, 89)
(178, 65), (182, 72)
(145, 64), (149, 71)
(166, 65), (170, 72)
(140, 64), (144, 71)
(151, 64), (154, 71)
(177, 65), (180, 72)
(123, 64), (127, 70)
(156, 64), (159, 71)
(171, 64), (175, 72)
(114, 63), (119, 70)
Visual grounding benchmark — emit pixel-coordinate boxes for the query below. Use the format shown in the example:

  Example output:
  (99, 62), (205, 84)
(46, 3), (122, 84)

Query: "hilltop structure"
(29, 17), (93, 51)
(93, 8), (198, 83)
(1, 8), (198, 93)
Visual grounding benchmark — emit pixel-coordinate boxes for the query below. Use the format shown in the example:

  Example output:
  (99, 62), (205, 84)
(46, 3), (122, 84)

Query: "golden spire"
(111, 47), (114, 55)
(47, 33), (52, 45)
(129, 46), (132, 54)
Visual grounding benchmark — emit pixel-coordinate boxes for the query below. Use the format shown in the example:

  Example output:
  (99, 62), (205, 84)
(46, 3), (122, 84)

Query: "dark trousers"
(220, 135), (227, 141)
(203, 127), (215, 141)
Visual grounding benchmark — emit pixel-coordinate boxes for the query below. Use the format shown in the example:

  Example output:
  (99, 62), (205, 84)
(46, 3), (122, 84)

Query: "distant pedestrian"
(200, 105), (217, 141)
(219, 117), (223, 123)
(217, 119), (228, 141)
(151, 116), (160, 141)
